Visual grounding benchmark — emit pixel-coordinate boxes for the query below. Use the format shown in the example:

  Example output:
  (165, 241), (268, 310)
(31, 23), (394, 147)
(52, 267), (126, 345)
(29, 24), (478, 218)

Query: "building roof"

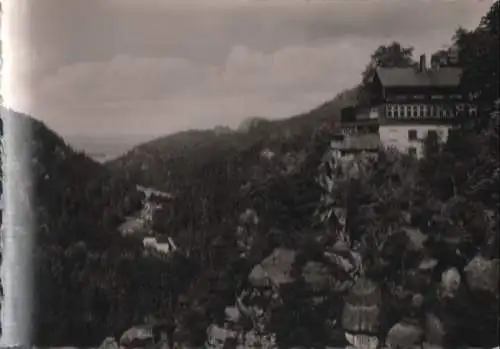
(375, 67), (462, 88)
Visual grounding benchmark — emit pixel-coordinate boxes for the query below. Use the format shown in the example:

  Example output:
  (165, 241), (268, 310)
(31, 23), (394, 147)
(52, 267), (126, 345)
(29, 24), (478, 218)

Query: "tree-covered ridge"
(0, 108), (145, 345)
(454, 0), (499, 117)
(0, 108), (143, 248)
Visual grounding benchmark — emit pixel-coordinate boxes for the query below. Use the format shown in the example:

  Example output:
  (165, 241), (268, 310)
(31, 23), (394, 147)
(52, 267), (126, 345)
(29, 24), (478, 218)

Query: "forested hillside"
(1, 109), (146, 344)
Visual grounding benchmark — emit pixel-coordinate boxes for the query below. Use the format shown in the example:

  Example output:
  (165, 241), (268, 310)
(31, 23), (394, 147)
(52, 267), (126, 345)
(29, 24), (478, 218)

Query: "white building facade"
(378, 124), (450, 159)
(361, 53), (476, 159)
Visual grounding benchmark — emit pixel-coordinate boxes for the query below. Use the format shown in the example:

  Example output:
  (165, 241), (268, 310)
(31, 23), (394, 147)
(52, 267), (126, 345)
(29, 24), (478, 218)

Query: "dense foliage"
(0, 109), (147, 345)
(453, 1), (499, 121)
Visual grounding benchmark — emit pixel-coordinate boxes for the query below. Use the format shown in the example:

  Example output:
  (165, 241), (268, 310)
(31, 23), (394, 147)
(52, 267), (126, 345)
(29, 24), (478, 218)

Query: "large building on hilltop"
(341, 52), (476, 159)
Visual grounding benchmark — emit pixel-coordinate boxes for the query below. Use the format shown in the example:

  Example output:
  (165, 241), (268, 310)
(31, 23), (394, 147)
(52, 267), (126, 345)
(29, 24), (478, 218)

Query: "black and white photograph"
(1, 0), (499, 348)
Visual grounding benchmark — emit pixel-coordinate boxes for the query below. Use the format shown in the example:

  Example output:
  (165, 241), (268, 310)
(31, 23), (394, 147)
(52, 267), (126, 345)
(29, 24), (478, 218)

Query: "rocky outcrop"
(248, 248), (296, 288)
(206, 324), (238, 348)
(386, 317), (424, 349)
(341, 277), (382, 349)
(120, 326), (155, 348)
(117, 320), (175, 349)
(439, 267), (461, 299)
(97, 337), (119, 349)
(464, 255), (499, 294)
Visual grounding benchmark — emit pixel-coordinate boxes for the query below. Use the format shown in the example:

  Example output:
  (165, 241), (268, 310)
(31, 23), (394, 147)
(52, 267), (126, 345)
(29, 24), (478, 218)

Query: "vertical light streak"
(1, 0), (35, 346)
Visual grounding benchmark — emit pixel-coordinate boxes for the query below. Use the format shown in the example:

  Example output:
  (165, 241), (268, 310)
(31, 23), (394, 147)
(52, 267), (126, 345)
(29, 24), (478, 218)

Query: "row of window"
(385, 104), (477, 119)
(387, 94), (463, 101)
(386, 104), (453, 119)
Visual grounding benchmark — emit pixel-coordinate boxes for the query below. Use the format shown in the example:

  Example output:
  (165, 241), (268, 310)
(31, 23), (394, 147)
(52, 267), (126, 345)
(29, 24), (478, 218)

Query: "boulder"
(341, 277), (382, 335)
(324, 251), (355, 274)
(439, 267), (461, 299)
(224, 306), (241, 324)
(206, 324), (237, 348)
(464, 255), (499, 294)
(402, 227), (427, 252)
(239, 208), (259, 226)
(248, 248), (296, 288)
(386, 318), (423, 349)
(418, 257), (438, 271)
(120, 325), (154, 348)
(331, 239), (350, 254)
(344, 332), (379, 349)
(98, 337), (119, 349)
(411, 293), (424, 309)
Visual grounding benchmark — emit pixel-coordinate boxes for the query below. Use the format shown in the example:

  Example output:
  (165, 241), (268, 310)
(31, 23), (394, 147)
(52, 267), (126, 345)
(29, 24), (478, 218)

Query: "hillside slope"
(1, 108), (146, 345)
(105, 100), (345, 239)
(1, 108), (143, 247)
(106, 87), (356, 203)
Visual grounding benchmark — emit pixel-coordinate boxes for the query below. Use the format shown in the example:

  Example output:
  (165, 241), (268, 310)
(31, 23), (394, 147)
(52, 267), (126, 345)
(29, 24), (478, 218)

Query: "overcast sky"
(1, 0), (493, 137)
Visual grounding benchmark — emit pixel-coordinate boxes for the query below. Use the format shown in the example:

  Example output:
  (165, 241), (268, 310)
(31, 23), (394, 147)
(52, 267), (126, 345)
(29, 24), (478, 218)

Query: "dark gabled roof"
(375, 67), (462, 88)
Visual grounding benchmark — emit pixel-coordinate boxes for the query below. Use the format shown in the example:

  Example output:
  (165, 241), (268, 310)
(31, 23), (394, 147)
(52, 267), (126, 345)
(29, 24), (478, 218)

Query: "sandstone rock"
(248, 248), (296, 288)
(324, 251), (355, 273)
(120, 325), (154, 348)
(98, 337), (119, 349)
(345, 332), (379, 349)
(411, 293), (424, 309)
(240, 329), (277, 348)
(225, 306), (241, 324)
(386, 318), (423, 349)
(239, 208), (259, 226)
(332, 239), (350, 254)
(418, 257), (438, 271)
(402, 227), (427, 251)
(440, 267), (461, 299)
(341, 277), (382, 335)
(206, 324), (238, 348)
(464, 255), (499, 294)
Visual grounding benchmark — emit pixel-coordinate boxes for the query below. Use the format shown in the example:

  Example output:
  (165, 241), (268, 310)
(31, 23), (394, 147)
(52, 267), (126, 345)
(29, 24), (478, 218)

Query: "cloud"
(31, 40), (372, 136)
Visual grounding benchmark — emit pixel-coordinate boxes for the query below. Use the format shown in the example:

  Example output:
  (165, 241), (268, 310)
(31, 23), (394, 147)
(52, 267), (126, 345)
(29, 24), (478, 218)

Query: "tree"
(454, 1), (499, 124)
(358, 42), (416, 104)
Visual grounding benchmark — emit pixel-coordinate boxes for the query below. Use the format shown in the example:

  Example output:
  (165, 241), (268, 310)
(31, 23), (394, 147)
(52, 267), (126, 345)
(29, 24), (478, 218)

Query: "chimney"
(419, 54), (426, 73)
